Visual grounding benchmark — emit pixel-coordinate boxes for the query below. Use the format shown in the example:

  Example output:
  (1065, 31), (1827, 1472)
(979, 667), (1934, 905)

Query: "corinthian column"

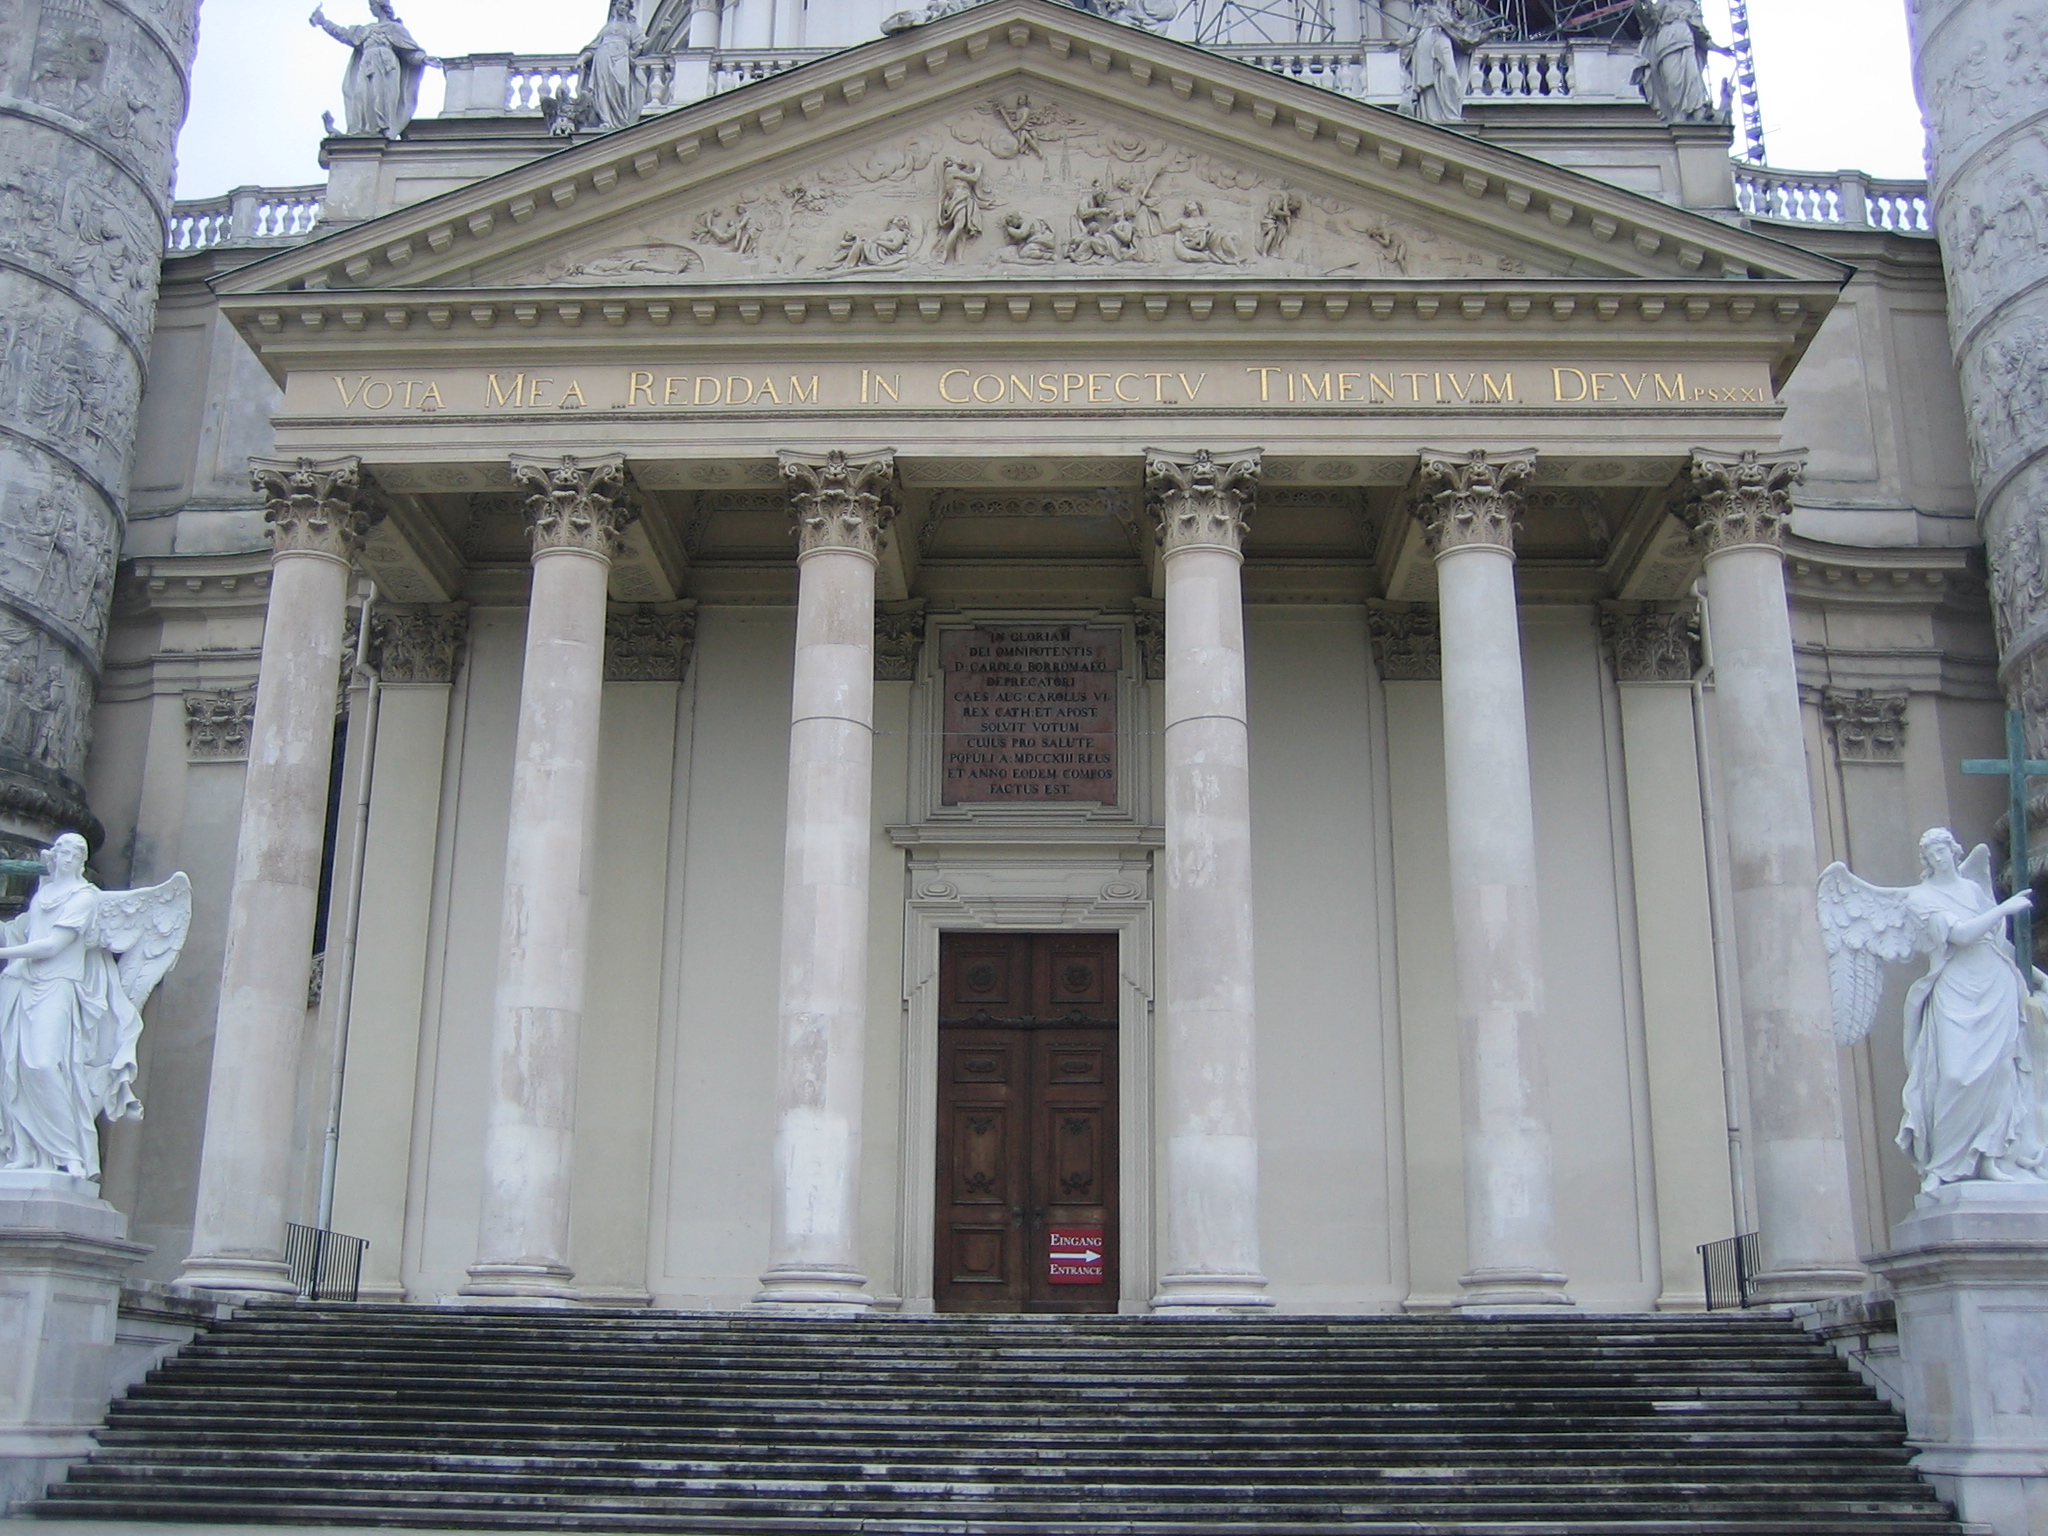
(756, 449), (897, 1311)
(463, 455), (634, 1302)
(1907, 0), (2048, 770)
(1415, 448), (1571, 1311)
(181, 457), (376, 1297)
(1145, 447), (1272, 1313)
(1679, 449), (1864, 1302)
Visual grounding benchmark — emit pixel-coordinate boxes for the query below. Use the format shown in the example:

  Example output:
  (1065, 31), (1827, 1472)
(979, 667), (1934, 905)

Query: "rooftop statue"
(1819, 829), (2048, 1197)
(1397, 0), (1499, 125)
(577, 0), (653, 133)
(310, 0), (431, 141)
(0, 834), (192, 1184)
(1632, 0), (1719, 123)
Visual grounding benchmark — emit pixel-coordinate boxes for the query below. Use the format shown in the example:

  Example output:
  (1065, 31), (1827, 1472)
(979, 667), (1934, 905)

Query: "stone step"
(35, 1309), (1969, 1533)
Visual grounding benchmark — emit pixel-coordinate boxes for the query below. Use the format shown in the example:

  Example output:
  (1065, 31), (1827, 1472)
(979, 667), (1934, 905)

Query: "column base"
(1150, 1272), (1275, 1314)
(460, 1262), (580, 1306)
(1747, 1267), (1868, 1305)
(753, 1265), (874, 1313)
(175, 1252), (298, 1302)
(1456, 1267), (1574, 1312)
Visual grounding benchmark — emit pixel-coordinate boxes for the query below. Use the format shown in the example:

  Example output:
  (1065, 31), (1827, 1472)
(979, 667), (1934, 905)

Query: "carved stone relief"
(604, 602), (697, 682)
(492, 91), (1547, 287)
(1993, 516), (2048, 648)
(875, 601), (928, 682)
(1367, 602), (1442, 682)
(184, 685), (257, 761)
(1822, 688), (1910, 765)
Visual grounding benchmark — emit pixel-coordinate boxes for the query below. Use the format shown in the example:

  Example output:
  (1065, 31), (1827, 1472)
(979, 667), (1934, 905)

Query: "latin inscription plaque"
(941, 625), (1121, 806)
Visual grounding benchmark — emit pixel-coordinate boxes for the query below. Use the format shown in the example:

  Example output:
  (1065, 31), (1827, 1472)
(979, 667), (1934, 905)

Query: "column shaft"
(1416, 449), (1570, 1310)
(1147, 448), (1271, 1312)
(465, 456), (631, 1302)
(757, 450), (897, 1311)
(182, 459), (372, 1297)
(1684, 451), (1863, 1301)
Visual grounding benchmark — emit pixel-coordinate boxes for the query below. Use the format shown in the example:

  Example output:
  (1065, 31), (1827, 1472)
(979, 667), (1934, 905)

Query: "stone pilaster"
(757, 448), (898, 1310)
(1411, 448), (1570, 1310)
(1144, 447), (1272, 1312)
(1822, 688), (1910, 765)
(463, 455), (632, 1303)
(0, 0), (202, 852)
(874, 600), (927, 682)
(1907, 0), (2048, 754)
(1676, 447), (1865, 1302)
(181, 456), (377, 1298)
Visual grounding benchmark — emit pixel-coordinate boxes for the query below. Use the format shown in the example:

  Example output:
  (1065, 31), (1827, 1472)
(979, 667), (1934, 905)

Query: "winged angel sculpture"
(0, 832), (191, 1182)
(1818, 828), (2048, 1195)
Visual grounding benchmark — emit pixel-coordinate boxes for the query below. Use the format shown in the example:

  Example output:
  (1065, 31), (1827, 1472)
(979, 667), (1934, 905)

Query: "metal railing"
(1733, 163), (1932, 234)
(284, 1222), (368, 1302)
(1698, 1231), (1761, 1311)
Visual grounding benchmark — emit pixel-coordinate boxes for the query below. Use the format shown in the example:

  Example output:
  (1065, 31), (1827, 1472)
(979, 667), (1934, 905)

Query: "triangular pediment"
(217, 0), (1846, 305)
(477, 86), (1559, 288)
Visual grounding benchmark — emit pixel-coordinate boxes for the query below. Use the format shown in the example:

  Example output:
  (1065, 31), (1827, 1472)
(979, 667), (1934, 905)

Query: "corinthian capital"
(510, 453), (637, 558)
(250, 455), (380, 560)
(1411, 448), (1536, 555)
(369, 604), (469, 684)
(1145, 447), (1262, 556)
(1677, 448), (1806, 554)
(781, 449), (900, 559)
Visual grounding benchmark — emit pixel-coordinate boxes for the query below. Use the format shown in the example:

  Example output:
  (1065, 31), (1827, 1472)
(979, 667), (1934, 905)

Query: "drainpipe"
(316, 584), (381, 1232)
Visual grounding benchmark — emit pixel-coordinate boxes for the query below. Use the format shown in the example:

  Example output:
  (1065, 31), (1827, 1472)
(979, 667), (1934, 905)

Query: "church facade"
(6, 0), (2014, 1326)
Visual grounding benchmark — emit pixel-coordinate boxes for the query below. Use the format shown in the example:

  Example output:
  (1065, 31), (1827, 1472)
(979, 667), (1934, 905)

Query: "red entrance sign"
(1046, 1227), (1105, 1285)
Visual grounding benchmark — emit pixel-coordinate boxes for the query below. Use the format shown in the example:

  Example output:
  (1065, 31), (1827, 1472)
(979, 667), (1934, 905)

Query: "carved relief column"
(1414, 449), (1570, 1310)
(180, 457), (375, 1296)
(1678, 448), (1864, 1302)
(756, 449), (898, 1311)
(1145, 448), (1272, 1312)
(463, 456), (634, 1302)
(0, 0), (201, 855)
(1907, 0), (2048, 774)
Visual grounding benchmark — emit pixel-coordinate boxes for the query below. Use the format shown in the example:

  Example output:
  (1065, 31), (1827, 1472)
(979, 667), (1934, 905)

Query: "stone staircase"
(32, 1306), (1968, 1534)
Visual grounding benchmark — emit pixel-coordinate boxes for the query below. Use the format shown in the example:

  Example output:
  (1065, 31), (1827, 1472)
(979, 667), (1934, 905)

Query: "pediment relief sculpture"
(491, 91), (1543, 288)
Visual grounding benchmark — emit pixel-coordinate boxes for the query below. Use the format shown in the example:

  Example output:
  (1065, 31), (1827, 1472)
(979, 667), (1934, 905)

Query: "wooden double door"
(935, 932), (1119, 1314)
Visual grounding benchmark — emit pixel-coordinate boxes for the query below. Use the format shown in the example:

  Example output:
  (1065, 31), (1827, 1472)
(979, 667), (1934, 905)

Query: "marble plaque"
(941, 625), (1121, 806)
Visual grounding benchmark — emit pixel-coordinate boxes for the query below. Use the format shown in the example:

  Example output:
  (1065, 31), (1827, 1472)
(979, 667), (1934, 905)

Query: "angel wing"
(84, 872), (193, 1008)
(1815, 863), (1923, 1047)
(1961, 843), (1998, 909)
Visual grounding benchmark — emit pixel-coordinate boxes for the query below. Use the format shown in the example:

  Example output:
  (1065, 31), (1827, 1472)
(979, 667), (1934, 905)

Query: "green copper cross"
(1963, 710), (2048, 967)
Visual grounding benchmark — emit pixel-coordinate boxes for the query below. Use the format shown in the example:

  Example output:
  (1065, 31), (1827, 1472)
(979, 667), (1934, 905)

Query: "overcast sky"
(173, 0), (1926, 201)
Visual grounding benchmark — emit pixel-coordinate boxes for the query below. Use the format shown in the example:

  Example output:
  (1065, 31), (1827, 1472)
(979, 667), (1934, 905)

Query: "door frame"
(895, 848), (1155, 1313)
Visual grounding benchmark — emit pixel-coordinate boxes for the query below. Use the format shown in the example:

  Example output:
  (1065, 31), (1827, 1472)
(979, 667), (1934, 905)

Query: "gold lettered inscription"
(296, 360), (1774, 415)
(941, 624), (1121, 807)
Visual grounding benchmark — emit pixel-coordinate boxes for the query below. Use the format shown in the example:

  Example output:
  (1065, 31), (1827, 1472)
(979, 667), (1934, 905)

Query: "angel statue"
(1818, 828), (2048, 1196)
(0, 833), (192, 1183)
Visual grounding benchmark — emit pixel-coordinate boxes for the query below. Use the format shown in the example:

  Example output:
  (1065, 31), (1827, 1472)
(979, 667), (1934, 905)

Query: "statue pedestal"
(1871, 1184), (2048, 1536)
(0, 1171), (151, 1511)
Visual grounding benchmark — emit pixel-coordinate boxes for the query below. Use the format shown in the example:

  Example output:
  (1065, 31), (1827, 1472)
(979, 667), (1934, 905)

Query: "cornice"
(212, 2), (1846, 315)
(224, 277), (1833, 372)
(123, 552), (278, 621)
(1782, 535), (1982, 612)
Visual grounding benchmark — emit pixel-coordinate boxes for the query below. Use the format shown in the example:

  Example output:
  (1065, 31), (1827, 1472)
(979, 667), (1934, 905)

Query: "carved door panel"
(935, 933), (1119, 1314)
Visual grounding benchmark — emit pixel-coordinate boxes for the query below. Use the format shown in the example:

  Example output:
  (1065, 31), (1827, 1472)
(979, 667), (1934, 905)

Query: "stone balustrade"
(1733, 163), (1933, 234)
(165, 185), (326, 254)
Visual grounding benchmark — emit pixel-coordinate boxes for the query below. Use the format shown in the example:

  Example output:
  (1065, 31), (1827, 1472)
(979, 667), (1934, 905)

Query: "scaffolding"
(1181, 0), (1337, 45)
